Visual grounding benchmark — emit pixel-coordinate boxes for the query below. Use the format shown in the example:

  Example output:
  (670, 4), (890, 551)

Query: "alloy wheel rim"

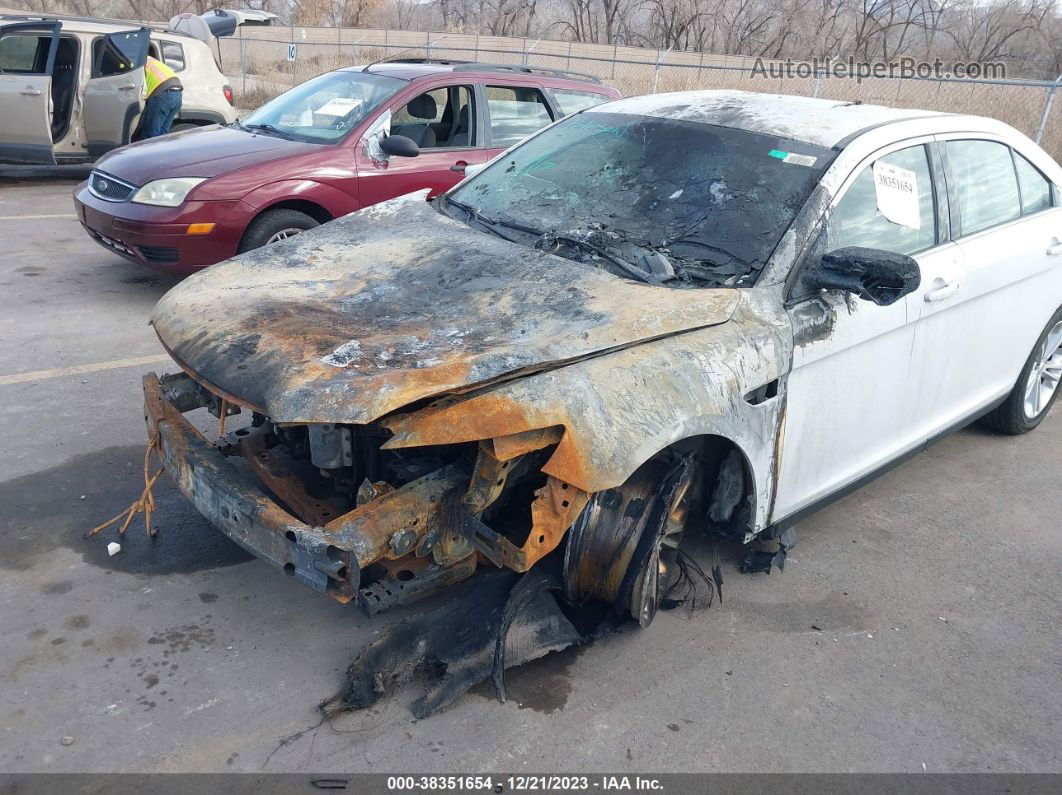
(1024, 320), (1062, 419)
(266, 228), (303, 244)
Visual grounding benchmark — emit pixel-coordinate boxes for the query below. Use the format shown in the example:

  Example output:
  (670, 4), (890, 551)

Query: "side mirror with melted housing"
(807, 246), (921, 306)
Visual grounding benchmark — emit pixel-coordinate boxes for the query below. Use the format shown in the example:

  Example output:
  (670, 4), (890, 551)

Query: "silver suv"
(0, 14), (237, 165)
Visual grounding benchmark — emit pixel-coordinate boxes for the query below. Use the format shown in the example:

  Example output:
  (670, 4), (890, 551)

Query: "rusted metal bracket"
(463, 441), (515, 515)
(460, 476), (589, 572)
(238, 433), (338, 527)
(358, 554), (477, 615)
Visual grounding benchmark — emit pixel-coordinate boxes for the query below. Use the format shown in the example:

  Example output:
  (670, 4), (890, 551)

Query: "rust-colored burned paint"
(385, 290), (793, 535)
(489, 426), (564, 461)
(149, 192), (740, 425)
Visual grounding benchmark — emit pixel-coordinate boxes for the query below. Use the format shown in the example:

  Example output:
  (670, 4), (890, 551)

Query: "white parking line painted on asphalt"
(0, 354), (172, 386)
(0, 213), (78, 221)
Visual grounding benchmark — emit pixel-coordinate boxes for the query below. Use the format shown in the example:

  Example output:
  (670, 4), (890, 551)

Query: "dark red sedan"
(74, 60), (620, 272)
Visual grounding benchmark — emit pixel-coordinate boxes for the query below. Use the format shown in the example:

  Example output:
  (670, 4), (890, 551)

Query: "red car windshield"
(239, 71), (406, 143)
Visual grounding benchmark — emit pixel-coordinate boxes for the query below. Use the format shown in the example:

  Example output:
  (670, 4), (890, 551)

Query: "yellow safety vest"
(144, 56), (178, 98)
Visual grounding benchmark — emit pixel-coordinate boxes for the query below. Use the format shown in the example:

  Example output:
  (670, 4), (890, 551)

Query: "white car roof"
(593, 90), (950, 149)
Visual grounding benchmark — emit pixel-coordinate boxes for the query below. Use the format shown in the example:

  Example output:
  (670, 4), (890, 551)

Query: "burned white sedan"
(139, 91), (1062, 657)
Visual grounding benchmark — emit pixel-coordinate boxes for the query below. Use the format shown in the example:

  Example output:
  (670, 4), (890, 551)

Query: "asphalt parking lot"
(1, 172), (1060, 775)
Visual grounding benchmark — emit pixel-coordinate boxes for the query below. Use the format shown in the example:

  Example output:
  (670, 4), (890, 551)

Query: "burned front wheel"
(562, 456), (697, 627)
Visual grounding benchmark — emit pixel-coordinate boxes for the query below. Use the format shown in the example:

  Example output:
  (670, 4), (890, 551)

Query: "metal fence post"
(1035, 74), (1062, 144)
(612, 43), (617, 80)
(291, 25), (296, 86)
(475, 33), (480, 61)
(813, 69), (822, 98)
(239, 27), (246, 99)
(651, 49), (663, 93)
(426, 30), (432, 61)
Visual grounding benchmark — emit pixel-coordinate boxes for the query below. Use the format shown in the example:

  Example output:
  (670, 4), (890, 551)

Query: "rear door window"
(485, 85), (553, 148)
(550, 88), (610, 116)
(1013, 152), (1052, 215)
(92, 29), (148, 78)
(946, 139), (1021, 236)
(160, 40), (185, 72)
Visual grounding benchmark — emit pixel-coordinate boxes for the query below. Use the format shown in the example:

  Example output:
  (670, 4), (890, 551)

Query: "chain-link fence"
(218, 26), (1062, 161)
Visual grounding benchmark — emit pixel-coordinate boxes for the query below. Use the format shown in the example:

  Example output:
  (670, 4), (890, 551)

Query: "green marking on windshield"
(566, 117), (627, 137)
(768, 149), (789, 159)
(522, 152), (559, 174)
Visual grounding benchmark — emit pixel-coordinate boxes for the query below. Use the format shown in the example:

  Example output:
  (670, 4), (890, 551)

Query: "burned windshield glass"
(448, 112), (833, 287)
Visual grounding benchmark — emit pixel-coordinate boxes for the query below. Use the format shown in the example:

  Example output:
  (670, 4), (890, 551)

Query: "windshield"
(239, 71), (405, 143)
(448, 112), (833, 287)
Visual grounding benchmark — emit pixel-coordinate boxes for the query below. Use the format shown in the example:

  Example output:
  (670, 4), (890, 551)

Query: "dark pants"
(141, 88), (182, 139)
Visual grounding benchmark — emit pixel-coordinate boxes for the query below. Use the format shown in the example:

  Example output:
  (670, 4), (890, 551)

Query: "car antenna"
(361, 34), (449, 72)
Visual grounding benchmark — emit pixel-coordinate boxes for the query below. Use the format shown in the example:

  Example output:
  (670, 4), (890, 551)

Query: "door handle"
(20, 87), (42, 96)
(924, 278), (960, 303)
(1046, 237), (1062, 256)
(450, 160), (468, 173)
(118, 84), (137, 91)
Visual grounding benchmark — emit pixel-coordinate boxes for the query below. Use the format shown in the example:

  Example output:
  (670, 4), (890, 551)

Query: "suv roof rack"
(383, 58), (603, 85)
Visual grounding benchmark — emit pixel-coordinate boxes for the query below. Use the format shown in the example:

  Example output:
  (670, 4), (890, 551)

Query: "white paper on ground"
(873, 160), (921, 229)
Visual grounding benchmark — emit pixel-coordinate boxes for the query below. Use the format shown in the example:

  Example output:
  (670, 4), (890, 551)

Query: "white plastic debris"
(107, 542), (121, 556)
(60, 736), (74, 746)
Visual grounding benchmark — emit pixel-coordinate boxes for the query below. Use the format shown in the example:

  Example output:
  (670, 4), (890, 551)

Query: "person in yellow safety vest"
(140, 56), (183, 139)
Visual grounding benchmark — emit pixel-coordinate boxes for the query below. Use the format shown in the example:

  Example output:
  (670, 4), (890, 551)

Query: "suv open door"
(0, 21), (60, 164)
(85, 27), (149, 157)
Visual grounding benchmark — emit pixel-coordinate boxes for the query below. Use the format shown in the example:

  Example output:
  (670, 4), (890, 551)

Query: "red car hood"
(94, 126), (318, 185)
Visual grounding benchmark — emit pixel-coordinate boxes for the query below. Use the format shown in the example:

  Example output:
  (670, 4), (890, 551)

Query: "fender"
(383, 289), (794, 534)
(238, 179), (360, 219)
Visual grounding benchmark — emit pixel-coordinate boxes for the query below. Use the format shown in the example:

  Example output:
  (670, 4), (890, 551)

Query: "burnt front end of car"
(143, 370), (588, 615)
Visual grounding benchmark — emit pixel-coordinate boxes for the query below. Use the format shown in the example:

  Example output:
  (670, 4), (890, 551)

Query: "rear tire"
(238, 209), (319, 254)
(982, 307), (1062, 435)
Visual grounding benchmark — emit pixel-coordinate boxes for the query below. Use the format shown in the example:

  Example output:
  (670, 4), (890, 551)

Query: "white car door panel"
(774, 290), (917, 518)
(774, 139), (941, 520)
(0, 22), (60, 165)
(910, 137), (1062, 437)
(84, 28), (148, 157)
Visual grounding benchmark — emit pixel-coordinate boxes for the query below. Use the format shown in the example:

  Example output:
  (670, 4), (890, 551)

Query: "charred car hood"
(95, 126), (314, 184)
(151, 193), (740, 424)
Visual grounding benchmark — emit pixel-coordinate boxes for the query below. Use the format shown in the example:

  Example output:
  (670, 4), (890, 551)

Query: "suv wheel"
(239, 209), (319, 253)
(983, 307), (1062, 435)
